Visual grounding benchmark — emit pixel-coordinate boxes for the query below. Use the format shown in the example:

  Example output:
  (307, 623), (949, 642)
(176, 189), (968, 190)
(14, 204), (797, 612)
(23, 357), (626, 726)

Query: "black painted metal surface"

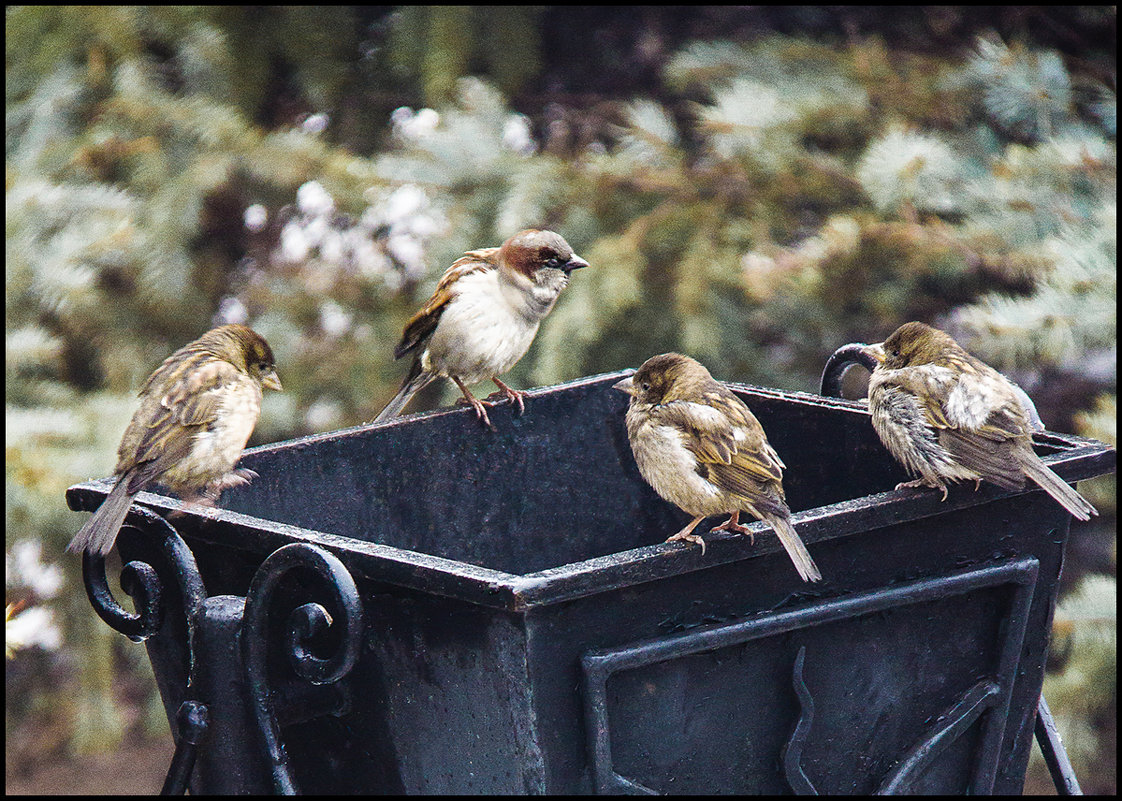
(67, 369), (1115, 794)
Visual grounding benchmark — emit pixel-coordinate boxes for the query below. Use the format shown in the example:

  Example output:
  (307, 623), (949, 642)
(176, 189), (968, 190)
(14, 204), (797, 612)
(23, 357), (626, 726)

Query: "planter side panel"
(524, 493), (1068, 793)
(347, 589), (544, 793)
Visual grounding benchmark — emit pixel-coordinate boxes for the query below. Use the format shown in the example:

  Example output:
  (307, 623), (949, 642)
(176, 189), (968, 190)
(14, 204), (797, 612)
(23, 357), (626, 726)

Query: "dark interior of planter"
(220, 373), (1063, 576)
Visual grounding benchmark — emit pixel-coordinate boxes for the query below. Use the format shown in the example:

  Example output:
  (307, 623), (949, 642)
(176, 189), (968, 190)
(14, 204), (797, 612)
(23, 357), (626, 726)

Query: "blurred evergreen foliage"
(6, 5), (1115, 786)
(1033, 574), (1117, 791)
(387, 6), (545, 106)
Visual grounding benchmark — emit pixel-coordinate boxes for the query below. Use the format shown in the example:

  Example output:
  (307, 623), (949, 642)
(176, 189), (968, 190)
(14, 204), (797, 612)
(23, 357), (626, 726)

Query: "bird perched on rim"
(863, 321), (1096, 520)
(67, 324), (283, 556)
(374, 229), (588, 429)
(614, 353), (822, 583)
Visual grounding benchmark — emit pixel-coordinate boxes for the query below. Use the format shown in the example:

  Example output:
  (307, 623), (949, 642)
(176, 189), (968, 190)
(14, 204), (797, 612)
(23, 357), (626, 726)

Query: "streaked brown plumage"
(864, 321), (1096, 520)
(67, 324), (282, 556)
(614, 353), (822, 583)
(374, 229), (588, 429)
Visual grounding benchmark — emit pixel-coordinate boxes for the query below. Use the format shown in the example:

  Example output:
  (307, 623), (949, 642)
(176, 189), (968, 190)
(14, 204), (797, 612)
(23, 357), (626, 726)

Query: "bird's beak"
(862, 342), (886, 365)
(262, 370), (283, 392)
(563, 254), (589, 273)
(612, 375), (635, 396)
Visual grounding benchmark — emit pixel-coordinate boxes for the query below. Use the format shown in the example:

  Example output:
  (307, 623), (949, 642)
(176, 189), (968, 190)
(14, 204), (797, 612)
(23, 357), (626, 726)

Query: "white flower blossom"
(320, 230), (346, 264)
(387, 233), (424, 275)
(296, 181), (335, 216)
(279, 222), (311, 263)
(6, 605), (62, 653)
(9, 540), (63, 598)
(382, 184), (428, 224)
(502, 114), (537, 156)
(319, 299), (352, 338)
(216, 296), (248, 325)
(392, 106), (440, 140)
(302, 214), (331, 249)
(243, 203), (268, 232)
(411, 108), (439, 136)
(352, 237), (392, 279)
(391, 105), (415, 127)
(302, 113), (330, 135)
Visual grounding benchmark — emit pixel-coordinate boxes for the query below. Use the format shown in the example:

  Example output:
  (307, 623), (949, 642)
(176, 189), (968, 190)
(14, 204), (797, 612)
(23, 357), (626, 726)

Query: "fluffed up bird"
(614, 353), (822, 583)
(374, 229), (588, 429)
(864, 321), (1096, 520)
(67, 324), (283, 556)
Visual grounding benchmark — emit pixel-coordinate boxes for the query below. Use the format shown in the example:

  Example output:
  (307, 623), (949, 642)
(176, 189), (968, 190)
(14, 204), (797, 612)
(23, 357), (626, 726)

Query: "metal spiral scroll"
(819, 343), (880, 399)
(81, 504), (208, 648)
(242, 543), (364, 794)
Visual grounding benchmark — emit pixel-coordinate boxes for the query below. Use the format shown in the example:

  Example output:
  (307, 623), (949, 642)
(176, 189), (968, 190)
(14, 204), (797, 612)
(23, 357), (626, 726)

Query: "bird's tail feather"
(374, 362), (435, 423)
(1016, 451), (1097, 521)
(67, 475), (137, 556)
(765, 513), (822, 583)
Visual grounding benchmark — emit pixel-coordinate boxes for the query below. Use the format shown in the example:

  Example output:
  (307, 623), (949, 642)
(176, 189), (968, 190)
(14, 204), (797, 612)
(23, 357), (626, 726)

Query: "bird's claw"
(665, 531), (708, 556)
(504, 388), (526, 416)
(461, 392), (522, 429)
(467, 397), (496, 430)
(710, 518), (755, 544)
(214, 468), (258, 490)
(453, 377), (523, 428)
(482, 390), (526, 416)
(895, 478), (949, 501)
(452, 381), (497, 429)
(489, 379), (527, 416)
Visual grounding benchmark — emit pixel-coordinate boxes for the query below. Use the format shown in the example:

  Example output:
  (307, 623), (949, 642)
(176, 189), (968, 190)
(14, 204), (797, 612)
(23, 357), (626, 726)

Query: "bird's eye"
(640, 381), (651, 391)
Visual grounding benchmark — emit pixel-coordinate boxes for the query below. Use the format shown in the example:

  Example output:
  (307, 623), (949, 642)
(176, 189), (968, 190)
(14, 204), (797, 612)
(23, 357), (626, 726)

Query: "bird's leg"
(190, 468), (260, 505)
(452, 376), (495, 430)
(215, 468), (259, 490)
(894, 477), (949, 501)
(665, 516), (709, 556)
(490, 377), (526, 416)
(709, 510), (755, 544)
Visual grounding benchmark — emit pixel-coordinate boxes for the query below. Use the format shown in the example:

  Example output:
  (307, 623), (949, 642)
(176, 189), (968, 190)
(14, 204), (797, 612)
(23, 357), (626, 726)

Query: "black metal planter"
(67, 366), (1115, 794)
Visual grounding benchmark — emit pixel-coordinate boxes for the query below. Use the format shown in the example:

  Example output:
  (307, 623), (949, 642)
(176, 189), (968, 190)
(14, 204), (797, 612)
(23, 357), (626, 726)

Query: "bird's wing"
(937, 427), (1025, 490)
(393, 249), (498, 360)
(121, 357), (245, 491)
(657, 391), (786, 504)
(917, 364), (1030, 490)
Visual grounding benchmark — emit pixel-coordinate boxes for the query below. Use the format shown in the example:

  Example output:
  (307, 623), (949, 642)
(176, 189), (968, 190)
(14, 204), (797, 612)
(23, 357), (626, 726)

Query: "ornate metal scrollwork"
(878, 679), (1002, 793)
(782, 645), (817, 794)
(819, 343), (880, 399)
(78, 504), (212, 794)
(241, 543), (364, 794)
(80, 504), (207, 649)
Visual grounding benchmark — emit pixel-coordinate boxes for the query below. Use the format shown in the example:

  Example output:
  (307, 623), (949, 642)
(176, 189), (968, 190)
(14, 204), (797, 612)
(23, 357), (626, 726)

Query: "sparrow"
(863, 321), (1096, 520)
(67, 324), (283, 556)
(374, 229), (588, 429)
(614, 353), (823, 583)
